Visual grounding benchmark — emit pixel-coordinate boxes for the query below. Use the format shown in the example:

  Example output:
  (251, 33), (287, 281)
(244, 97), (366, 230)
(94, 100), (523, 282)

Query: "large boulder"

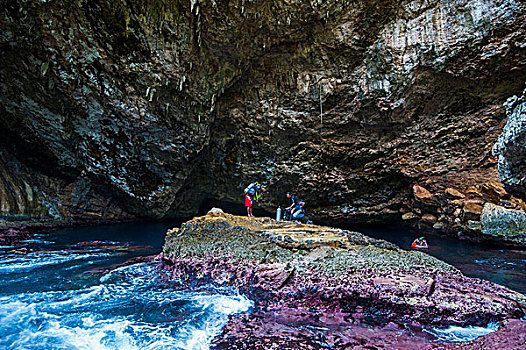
(481, 202), (526, 244)
(162, 212), (526, 349)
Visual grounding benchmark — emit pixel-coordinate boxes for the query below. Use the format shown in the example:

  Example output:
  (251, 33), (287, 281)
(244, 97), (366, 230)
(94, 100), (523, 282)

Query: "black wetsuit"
(285, 195), (299, 220)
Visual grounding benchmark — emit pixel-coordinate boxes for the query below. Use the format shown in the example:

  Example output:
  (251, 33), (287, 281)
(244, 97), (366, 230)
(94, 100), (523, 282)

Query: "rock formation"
(493, 88), (526, 200)
(1, 0), (525, 242)
(162, 212), (526, 349)
(481, 202), (526, 244)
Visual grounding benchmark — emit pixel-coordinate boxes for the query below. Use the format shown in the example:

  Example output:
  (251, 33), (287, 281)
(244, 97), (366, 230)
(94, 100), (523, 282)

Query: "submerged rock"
(162, 212), (526, 349)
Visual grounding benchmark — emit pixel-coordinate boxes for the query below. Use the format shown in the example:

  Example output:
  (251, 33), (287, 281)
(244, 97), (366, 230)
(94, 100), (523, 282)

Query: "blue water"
(0, 222), (252, 350)
(0, 221), (523, 349)
(352, 225), (526, 294)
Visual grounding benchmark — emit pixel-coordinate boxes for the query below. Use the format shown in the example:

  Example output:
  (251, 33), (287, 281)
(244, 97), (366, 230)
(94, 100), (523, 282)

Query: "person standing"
(244, 181), (262, 217)
(245, 192), (253, 217)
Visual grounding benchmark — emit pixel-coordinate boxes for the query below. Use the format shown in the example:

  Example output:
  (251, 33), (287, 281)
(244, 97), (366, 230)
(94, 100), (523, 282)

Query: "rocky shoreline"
(161, 210), (526, 349)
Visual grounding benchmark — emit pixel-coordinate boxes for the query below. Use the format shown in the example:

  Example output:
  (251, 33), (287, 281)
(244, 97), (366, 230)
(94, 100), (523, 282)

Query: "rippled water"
(344, 224), (526, 293)
(0, 222), (252, 350)
(1, 221), (522, 348)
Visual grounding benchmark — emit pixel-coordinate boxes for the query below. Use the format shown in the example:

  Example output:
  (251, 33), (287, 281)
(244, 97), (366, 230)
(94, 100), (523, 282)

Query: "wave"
(0, 251), (112, 274)
(427, 322), (499, 343)
(0, 263), (252, 350)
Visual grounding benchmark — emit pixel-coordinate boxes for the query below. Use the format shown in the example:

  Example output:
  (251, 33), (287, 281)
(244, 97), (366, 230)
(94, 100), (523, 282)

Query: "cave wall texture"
(1, 0), (525, 239)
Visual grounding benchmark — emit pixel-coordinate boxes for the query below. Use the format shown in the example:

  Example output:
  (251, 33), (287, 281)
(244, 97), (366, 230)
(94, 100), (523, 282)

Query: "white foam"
(0, 262), (253, 350)
(171, 293), (253, 350)
(428, 322), (499, 342)
(0, 252), (111, 274)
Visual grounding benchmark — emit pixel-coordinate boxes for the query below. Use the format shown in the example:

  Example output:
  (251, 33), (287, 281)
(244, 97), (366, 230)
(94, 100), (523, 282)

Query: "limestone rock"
(207, 207), (225, 216)
(402, 212), (418, 221)
(421, 213), (438, 224)
(433, 222), (445, 230)
(162, 213), (526, 349)
(481, 203), (526, 244)
(467, 220), (482, 231)
(463, 201), (484, 216)
(467, 182), (510, 203)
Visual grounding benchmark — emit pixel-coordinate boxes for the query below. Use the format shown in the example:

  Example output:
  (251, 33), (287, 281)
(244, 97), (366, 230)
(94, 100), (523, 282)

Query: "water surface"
(0, 222), (252, 350)
(0, 220), (523, 349)
(351, 225), (526, 293)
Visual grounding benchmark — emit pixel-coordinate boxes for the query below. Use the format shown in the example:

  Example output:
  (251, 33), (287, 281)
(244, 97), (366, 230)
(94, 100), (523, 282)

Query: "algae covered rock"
(162, 212), (526, 349)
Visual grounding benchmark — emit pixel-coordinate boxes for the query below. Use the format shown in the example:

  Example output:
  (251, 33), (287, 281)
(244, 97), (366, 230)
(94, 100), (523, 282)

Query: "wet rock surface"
(162, 212), (526, 349)
(0, 0), (525, 245)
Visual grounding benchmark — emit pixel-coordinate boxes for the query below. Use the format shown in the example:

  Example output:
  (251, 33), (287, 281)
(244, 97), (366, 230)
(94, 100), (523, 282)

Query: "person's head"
(286, 192), (291, 198)
(299, 202), (305, 206)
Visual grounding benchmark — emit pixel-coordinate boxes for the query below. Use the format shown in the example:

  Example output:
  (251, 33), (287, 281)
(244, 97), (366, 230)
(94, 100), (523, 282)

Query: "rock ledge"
(162, 212), (526, 349)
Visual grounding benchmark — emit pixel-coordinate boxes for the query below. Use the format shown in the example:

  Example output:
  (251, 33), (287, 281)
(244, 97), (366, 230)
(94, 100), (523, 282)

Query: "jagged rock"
(432, 222), (445, 230)
(467, 182), (510, 203)
(413, 185), (433, 201)
(493, 89), (526, 200)
(207, 207), (225, 215)
(445, 188), (465, 199)
(162, 213), (526, 349)
(467, 220), (482, 231)
(402, 212), (418, 221)
(166, 227), (179, 236)
(421, 213), (438, 224)
(464, 201), (484, 215)
(481, 203), (526, 244)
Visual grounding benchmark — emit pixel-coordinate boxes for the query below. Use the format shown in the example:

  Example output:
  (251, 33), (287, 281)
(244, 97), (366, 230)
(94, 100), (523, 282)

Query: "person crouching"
(291, 202), (306, 222)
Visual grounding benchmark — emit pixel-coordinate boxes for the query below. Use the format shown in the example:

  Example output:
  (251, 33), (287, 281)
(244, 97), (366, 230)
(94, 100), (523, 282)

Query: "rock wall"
(0, 150), (129, 224)
(493, 88), (526, 199)
(1, 0), (525, 236)
(481, 202), (526, 244)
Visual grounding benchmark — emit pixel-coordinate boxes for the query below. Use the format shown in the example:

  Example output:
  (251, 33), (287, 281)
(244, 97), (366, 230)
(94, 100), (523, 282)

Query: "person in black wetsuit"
(284, 192), (299, 220)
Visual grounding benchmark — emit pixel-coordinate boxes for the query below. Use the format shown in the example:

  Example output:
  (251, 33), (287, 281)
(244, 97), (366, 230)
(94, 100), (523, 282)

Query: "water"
(349, 225), (526, 294)
(427, 322), (500, 343)
(1, 221), (523, 348)
(0, 222), (252, 350)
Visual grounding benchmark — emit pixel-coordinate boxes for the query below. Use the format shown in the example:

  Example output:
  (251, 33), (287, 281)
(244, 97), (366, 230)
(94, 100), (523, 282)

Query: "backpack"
(244, 183), (256, 196)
